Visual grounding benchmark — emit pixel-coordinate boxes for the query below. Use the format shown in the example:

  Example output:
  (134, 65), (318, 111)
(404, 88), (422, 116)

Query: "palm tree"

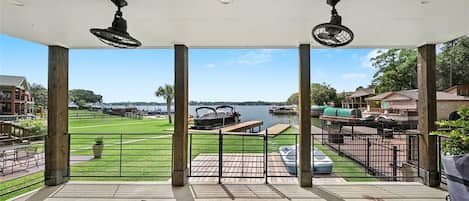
(155, 84), (174, 124)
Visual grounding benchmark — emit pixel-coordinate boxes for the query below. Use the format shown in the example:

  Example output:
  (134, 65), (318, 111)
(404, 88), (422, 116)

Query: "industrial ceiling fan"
(90, 0), (142, 48)
(312, 0), (354, 47)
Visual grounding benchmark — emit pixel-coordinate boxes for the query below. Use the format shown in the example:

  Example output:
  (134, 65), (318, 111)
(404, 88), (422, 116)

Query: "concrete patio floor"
(14, 181), (448, 201)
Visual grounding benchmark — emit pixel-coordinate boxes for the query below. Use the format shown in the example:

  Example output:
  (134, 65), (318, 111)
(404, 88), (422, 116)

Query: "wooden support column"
(172, 44), (189, 186)
(417, 44), (439, 187)
(298, 44), (312, 187)
(45, 46), (69, 186)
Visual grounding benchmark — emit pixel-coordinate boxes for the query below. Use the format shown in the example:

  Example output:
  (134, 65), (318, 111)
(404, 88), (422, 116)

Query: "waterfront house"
(365, 88), (469, 121)
(445, 84), (469, 97)
(341, 87), (375, 110)
(0, 75), (34, 116)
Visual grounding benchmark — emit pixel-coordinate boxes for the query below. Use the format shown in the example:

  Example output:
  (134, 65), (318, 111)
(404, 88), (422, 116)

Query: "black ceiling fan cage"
(90, 0), (142, 48)
(312, 0), (354, 47)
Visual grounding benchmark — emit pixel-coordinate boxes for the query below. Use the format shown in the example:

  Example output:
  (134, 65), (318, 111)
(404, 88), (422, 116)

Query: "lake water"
(135, 105), (298, 129)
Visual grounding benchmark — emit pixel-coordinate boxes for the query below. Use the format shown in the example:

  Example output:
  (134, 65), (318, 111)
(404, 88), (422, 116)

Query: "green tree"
(30, 83), (48, 108)
(287, 92), (298, 105)
(311, 83), (337, 105)
(371, 49), (418, 93)
(69, 89), (103, 108)
(436, 36), (469, 90)
(155, 84), (174, 124)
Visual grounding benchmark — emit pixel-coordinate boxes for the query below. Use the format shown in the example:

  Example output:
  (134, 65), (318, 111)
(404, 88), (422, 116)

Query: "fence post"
(417, 135), (420, 178)
(66, 134), (70, 178)
(218, 129), (223, 184)
(189, 133), (192, 177)
(265, 129), (268, 184)
(242, 133), (245, 175)
(295, 133), (298, 176)
(392, 146), (398, 181)
(366, 138), (371, 173)
(120, 133), (123, 177)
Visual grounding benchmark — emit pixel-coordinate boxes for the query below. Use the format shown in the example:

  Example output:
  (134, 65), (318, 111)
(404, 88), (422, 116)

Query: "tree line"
(287, 36), (469, 105)
(30, 85), (102, 109)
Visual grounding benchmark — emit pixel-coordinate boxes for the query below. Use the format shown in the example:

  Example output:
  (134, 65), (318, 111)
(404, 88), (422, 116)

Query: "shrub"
(432, 106), (469, 155)
(18, 119), (47, 136)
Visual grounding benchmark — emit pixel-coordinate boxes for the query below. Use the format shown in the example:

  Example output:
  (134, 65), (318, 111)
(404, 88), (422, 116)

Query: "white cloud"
(341, 73), (367, 80)
(361, 49), (387, 68)
(205, 63), (216, 68)
(236, 49), (274, 65)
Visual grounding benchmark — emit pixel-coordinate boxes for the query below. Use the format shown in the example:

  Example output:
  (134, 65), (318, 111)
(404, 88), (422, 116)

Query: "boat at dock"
(270, 106), (297, 115)
(192, 105), (241, 130)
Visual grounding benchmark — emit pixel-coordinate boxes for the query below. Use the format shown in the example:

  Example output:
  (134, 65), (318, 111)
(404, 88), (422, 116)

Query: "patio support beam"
(172, 44), (189, 186)
(45, 45), (69, 186)
(417, 44), (439, 187)
(298, 44), (312, 187)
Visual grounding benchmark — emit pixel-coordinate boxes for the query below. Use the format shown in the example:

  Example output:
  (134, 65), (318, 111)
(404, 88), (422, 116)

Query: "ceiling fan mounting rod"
(327, 0), (340, 7)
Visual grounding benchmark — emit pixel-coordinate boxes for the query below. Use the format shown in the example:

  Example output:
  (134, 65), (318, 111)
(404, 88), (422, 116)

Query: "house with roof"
(364, 88), (469, 121)
(445, 84), (469, 97)
(0, 75), (34, 116)
(341, 87), (375, 110)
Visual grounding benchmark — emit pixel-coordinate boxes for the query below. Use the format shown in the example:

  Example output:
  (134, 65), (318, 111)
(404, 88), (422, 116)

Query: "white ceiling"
(1, 0), (468, 49)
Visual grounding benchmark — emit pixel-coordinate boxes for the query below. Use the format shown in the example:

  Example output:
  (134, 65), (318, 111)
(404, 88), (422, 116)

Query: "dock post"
(298, 44), (312, 187)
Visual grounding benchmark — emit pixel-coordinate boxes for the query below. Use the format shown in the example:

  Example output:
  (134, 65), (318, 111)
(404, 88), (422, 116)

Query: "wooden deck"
(190, 153), (291, 178)
(220, 120), (263, 132)
(259, 124), (291, 136)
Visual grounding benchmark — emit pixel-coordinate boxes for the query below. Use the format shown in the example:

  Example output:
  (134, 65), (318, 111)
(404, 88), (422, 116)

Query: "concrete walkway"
(15, 181), (447, 201)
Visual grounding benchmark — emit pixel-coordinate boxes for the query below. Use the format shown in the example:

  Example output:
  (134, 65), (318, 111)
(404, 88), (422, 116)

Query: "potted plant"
(432, 106), (469, 201)
(92, 136), (104, 159)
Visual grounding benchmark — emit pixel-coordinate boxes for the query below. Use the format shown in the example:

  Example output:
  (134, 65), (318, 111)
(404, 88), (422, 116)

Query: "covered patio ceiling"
(1, 0), (469, 49)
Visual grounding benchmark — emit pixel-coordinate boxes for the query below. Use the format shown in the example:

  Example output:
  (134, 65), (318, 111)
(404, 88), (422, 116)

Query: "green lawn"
(1, 111), (376, 200)
(69, 113), (375, 182)
(0, 172), (43, 201)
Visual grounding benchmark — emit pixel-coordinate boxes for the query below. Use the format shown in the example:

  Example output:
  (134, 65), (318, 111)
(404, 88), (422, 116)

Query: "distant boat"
(271, 106), (297, 115)
(192, 105), (241, 130)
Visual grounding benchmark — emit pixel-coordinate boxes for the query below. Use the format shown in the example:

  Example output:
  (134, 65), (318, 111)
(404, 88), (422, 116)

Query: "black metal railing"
(189, 131), (299, 183)
(189, 130), (421, 182)
(313, 132), (420, 181)
(0, 135), (45, 200)
(68, 132), (172, 179)
(437, 135), (449, 185)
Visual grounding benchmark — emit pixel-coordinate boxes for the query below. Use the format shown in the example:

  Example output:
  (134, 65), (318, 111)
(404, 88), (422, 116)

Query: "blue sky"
(0, 34), (378, 103)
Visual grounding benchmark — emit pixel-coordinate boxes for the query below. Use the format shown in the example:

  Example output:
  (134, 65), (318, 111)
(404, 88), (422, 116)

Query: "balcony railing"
(68, 132), (173, 179)
(0, 135), (45, 200)
(65, 130), (422, 183)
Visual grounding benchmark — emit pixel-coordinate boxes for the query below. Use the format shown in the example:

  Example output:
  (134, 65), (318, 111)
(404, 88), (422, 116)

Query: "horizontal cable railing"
(189, 130), (421, 182)
(313, 132), (420, 181)
(0, 135), (45, 200)
(68, 132), (172, 179)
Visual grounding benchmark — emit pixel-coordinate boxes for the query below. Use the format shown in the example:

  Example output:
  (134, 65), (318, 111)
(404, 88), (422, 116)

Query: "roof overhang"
(1, 0), (469, 49)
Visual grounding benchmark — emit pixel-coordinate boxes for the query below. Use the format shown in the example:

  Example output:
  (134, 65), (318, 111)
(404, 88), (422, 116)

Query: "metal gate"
(189, 130), (298, 183)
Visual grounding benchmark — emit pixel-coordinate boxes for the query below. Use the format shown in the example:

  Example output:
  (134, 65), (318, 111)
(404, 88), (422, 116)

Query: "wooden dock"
(221, 120), (263, 132)
(259, 124), (290, 136)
